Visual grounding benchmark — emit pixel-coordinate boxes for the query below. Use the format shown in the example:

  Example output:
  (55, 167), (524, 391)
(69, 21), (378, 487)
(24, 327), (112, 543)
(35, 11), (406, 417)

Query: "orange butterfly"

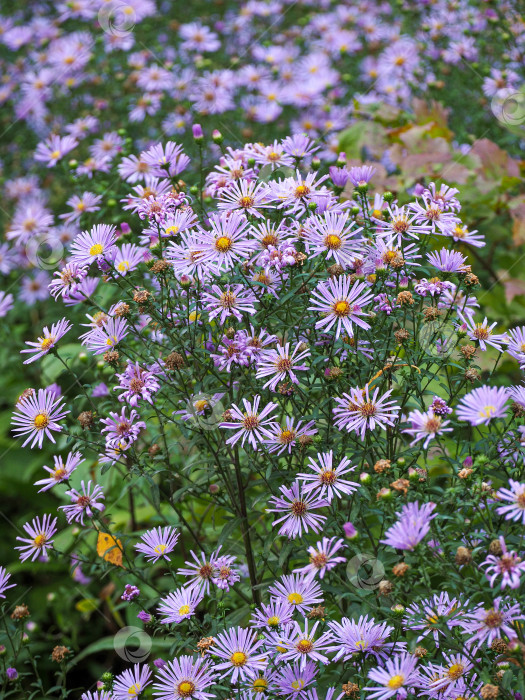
(96, 532), (124, 568)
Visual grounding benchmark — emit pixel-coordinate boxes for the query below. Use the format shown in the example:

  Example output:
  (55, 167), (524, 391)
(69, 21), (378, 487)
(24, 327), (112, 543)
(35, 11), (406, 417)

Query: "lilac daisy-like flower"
(202, 284), (257, 324)
(11, 388), (69, 448)
(220, 395), (277, 450)
(60, 480), (105, 525)
(427, 248), (468, 273)
(101, 407), (146, 448)
(256, 342), (310, 391)
(296, 451), (359, 502)
(263, 417), (317, 455)
(409, 196), (460, 236)
(308, 277), (374, 339)
(0, 291), (14, 317)
(135, 526), (180, 563)
(269, 574), (323, 615)
(211, 626), (267, 683)
(141, 141), (190, 178)
(381, 501), (437, 551)
(402, 592), (469, 644)
(69, 224), (118, 266)
(115, 362), (160, 407)
(422, 653), (474, 696)
(113, 243), (147, 275)
(365, 652), (419, 699)
(81, 316), (129, 355)
(279, 619), (332, 670)
(15, 514), (57, 562)
(21, 318), (72, 364)
(195, 211), (255, 272)
(506, 326), (525, 366)
(481, 537), (525, 590)
(269, 661), (318, 697)
(157, 587), (203, 624)
(250, 598), (295, 630)
(449, 223), (485, 248)
(34, 451), (83, 492)
(211, 554), (240, 592)
(302, 211), (363, 268)
(495, 479), (525, 524)
(294, 537), (346, 579)
(81, 692), (112, 700)
(0, 567), (15, 598)
(402, 408), (452, 448)
(113, 664), (152, 700)
(177, 547), (229, 595)
(374, 203), (432, 245)
(217, 178), (272, 218)
(459, 314), (508, 352)
(456, 385), (508, 426)
(333, 385), (400, 439)
(48, 262), (89, 300)
(461, 597), (524, 647)
(267, 481), (328, 539)
(34, 134), (78, 167)
(267, 170), (329, 215)
(327, 615), (403, 663)
(152, 655), (216, 700)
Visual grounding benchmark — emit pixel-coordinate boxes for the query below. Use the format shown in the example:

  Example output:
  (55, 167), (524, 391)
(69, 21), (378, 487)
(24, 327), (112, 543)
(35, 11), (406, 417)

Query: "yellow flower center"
(333, 300), (351, 317)
(479, 405), (496, 419)
(447, 663), (465, 680)
(287, 592), (303, 605)
(177, 681), (195, 697)
(324, 234), (342, 249)
(387, 674), (405, 689)
(53, 468), (67, 481)
(154, 544), (167, 554)
(34, 413), (49, 429)
(178, 605), (191, 615)
(253, 678), (268, 692)
(267, 616), (280, 627)
(50, 150), (61, 159)
(230, 651), (247, 666)
(89, 243), (104, 256)
(33, 534), (47, 548)
(165, 225), (179, 236)
(215, 236), (233, 252)
(128, 683), (141, 696)
(39, 337), (55, 351)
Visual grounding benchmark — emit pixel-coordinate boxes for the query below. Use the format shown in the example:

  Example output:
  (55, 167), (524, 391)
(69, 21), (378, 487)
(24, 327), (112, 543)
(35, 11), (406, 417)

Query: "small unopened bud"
(192, 123), (204, 141)
(212, 129), (223, 143)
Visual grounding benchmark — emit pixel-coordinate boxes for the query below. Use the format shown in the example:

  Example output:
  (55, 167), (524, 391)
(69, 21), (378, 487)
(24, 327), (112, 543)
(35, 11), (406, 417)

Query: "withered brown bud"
(489, 539), (503, 556)
(327, 263), (344, 277)
(460, 344), (477, 360)
(414, 646), (428, 658)
(393, 562), (409, 577)
(327, 367), (343, 380)
(221, 410), (233, 422)
(348, 274), (358, 285)
(148, 444), (160, 457)
(490, 638), (508, 654)
(51, 646), (69, 663)
(374, 459), (391, 474)
(423, 306), (442, 321)
(341, 683), (359, 697)
(133, 289), (151, 304)
(480, 684), (499, 699)
(378, 580), (393, 596)
(391, 478), (410, 495)
(293, 252), (307, 266)
(464, 273), (479, 287)
(464, 368), (480, 383)
(17, 388), (35, 405)
(225, 327), (236, 339)
(11, 605), (29, 620)
(397, 291), (414, 306)
(165, 352), (185, 370)
(394, 328), (410, 344)
(455, 546), (472, 566)
(77, 411), (94, 429)
(511, 401), (525, 418)
(113, 302), (130, 317)
(298, 434), (314, 449)
(241, 261), (254, 275)
(278, 381), (294, 396)
(308, 605), (326, 620)
(390, 255), (405, 271)
(103, 350), (120, 365)
(196, 637), (215, 656)
(150, 259), (171, 274)
(458, 467), (473, 479)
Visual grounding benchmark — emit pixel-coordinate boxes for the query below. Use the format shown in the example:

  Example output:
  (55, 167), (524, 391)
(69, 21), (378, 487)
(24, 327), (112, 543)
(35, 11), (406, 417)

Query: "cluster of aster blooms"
(2, 131), (525, 698)
(0, 0), (524, 313)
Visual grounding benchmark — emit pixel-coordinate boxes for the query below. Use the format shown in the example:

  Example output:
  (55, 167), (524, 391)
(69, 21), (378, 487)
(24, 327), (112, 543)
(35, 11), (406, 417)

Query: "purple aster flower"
(402, 592), (470, 644)
(211, 626), (267, 683)
(195, 211), (255, 273)
(263, 417), (317, 455)
(381, 501), (437, 551)
(141, 141), (190, 178)
(6, 668), (18, 681)
(348, 165), (376, 187)
(217, 179), (272, 218)
(34, 134), (78, 167)
(374, 203), (432, 245)
(281, 134), (319, 159)
(135, 526), (179, 563)
(11, 388), (69, 448)
(421, 652), (474, 696)
(403, 408), (452, 448)
(414, 277), (455, 297)
(256, 342), (310, 391)
(0, 567), (15, 598)
(21, 318), (72, 364)
(365, 652), (419, 699)
(157, 587), (203, 624)
(101, 407), (146, 448)
(459, 314), (508, 352)
(296, 451), (359, 502)
(177, 547), (228, 595)
(279, 619), (332, 670)
(202, 284), (257, 325)
(293, 537), (346, 579)
(69, 224), (118, 267)
(0, 291), (14, 317)
(60, 480), (105, 525)
(34, 451), (83, 492)
(48, 262), (89, 300)
(220, 395), (277, 450)
(81, 316), (129, 355)
(333, 385), (400, 439)
(60, 191), (102, 223)
(250, 598), (294, 630)
(427, 248), (468, 272)
(456, 386), (508, 426)
(113, 663), (152, 700)
(121, 584), (140, 602)
(423, 183), (461, 212)
(267, 481), (328, 539)
(461, 597), (524, 647)
(309, 277), (374, 339)
(211, 555), (240, 591)
(495, 480), (525, 524)
(343, 522), (358, 539)
(327, 615), (404, 662)
(481, 537), (525, 590)
(152, 656), (216, 700)
(15, 514), (57, 562)
(409, 196), (460, 235)
(329, 166), (350, 187)
(302, 211), (363, 268)
(115, 362), (160, 407)
(269, 661), (318, 697)
(268, 574), (323, 615)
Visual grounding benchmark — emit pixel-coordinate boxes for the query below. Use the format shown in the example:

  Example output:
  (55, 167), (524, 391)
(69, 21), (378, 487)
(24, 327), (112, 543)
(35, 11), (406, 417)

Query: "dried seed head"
(414, 646), (428, 658)
(165, 352), (185, 369)
(423, 306), (442, 321)
(489, 539), (503, 556)
(460, 344), (477, 360)
(480, 684), (499, 699)
(396, 291), (414, 306)
(374, 459), (391, 474)
(394, 328), (410, 343)
(392, 562), (409, 577)
(51, 646), (69, 663)
(308, 605), (326, 620)
(390, 478), (410, 495)
(327, 263), (344, 277)
(77, 411), (94, 429)
(455, 546), (472, 566)
(103, 350), (120, 365)
(113, 302), (130, 317)
(11, 605), (29, 620)
(464, 368), (480, 383)
(464, 273), (479, 287)
(378, 580), (393, 596)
